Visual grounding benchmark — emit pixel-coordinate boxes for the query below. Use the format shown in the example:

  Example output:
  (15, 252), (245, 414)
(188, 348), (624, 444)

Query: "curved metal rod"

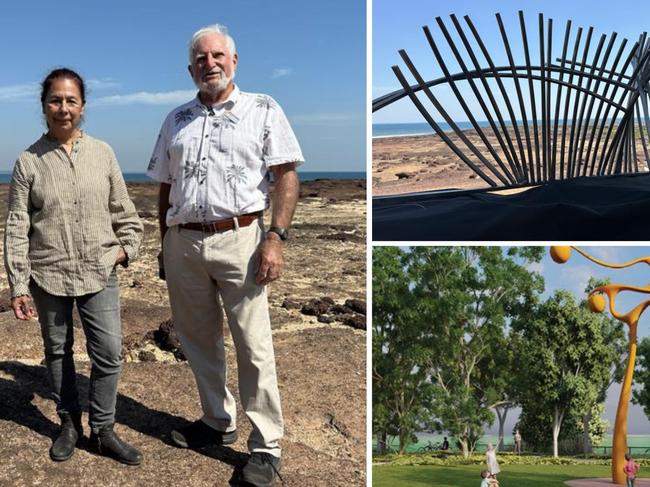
(372, 65), (631, 113)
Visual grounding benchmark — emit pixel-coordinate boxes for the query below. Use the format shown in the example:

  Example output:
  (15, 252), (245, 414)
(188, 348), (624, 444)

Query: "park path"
(566, 479), (650, 486)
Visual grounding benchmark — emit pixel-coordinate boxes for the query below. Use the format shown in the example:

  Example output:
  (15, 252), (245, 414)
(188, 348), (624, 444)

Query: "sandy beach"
(0, 179), (366, 486)
(373, 130), (650, 196)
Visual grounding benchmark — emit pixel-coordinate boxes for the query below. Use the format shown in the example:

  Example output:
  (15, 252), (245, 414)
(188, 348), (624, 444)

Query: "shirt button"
(202, 157), (206, 161)
(205, 135), (209, 138)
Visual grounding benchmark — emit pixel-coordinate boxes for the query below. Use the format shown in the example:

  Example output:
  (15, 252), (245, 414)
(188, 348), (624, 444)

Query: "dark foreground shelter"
(373, 11), (650, 241)
(374, 173), (650, 240)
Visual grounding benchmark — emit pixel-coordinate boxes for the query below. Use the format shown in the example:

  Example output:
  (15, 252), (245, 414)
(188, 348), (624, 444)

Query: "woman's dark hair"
(40, 68), (86, 105)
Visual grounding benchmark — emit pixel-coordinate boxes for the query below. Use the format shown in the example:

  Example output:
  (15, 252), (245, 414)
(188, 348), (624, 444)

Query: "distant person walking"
(624, 454), (640, 487)
(486, 443), (501, 479)
(514, 429), (522, 454)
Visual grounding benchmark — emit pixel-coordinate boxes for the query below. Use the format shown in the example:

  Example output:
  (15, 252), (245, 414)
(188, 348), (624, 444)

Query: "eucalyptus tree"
(406, 246), (544, 457)
(373, 246), (434, 453)
(515, 290), (623, 457)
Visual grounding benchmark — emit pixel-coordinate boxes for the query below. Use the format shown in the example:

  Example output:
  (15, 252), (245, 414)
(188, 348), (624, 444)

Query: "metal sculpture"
(374, 12), (650, 189)
(550, 246), (650, 485)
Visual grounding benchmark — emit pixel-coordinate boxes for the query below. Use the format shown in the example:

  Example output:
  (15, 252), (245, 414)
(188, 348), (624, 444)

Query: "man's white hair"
(189, 24), (237, 63)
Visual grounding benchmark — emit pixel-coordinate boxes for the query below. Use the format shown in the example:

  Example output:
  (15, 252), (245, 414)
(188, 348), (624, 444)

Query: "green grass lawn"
(373, 463), (650, 486)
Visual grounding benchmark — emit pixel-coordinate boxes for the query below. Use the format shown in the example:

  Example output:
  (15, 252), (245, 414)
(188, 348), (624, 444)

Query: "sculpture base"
(373, 173), (650, 241)
(565, 479), (650, 486)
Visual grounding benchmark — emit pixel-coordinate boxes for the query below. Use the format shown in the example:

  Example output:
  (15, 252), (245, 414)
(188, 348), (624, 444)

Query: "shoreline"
(372, 132), (433, 139)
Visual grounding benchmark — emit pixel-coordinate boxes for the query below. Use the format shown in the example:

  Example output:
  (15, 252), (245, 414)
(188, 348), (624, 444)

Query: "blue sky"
(373, 0), (650, 124)
(509, 246), (650, 435)
(0, 0), (365, 173)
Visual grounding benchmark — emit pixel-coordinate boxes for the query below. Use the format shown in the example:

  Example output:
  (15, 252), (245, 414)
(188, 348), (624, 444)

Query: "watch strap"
(268, 226), (289, 241)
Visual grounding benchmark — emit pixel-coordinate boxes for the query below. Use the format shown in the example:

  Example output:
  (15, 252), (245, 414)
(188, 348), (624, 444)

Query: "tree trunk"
(378, 431), (387, 454)
(582, 413), (593, 455)
(459, 437), (469, 458)
(552, 407), (563, 458)
(399, 429), (407, 454)
(495, 406), (509, 452)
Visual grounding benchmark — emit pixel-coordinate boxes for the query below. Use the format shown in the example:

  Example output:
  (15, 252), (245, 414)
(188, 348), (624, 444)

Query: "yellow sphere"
(588, 294), (606, 314)
(550, 246), (571, 263)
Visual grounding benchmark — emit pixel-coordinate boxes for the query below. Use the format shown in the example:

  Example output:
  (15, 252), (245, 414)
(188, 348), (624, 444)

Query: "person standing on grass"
(147, 23), (303, 487)
(514, 429), (522, 454)
(486, 442), (501, 479)
(624, 453), (640, 487)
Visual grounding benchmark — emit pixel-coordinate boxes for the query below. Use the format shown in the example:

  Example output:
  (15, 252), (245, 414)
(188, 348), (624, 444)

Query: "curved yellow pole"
(550, 246), (650, 485)
(612, 319), (636, 485)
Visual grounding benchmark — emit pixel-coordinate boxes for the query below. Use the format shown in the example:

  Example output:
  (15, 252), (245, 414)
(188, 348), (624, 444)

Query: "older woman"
(4, 68), (143, 465)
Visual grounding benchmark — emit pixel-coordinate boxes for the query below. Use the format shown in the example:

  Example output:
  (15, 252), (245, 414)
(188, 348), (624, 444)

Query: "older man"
(146, 24), (302, 486)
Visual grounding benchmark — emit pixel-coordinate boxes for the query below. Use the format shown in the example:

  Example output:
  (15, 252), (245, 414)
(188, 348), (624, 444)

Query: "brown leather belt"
(179, 211), (262, 233)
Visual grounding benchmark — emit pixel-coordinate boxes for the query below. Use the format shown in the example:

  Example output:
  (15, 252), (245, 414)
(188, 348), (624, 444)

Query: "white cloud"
(92, 90), (196, 106)
(528, 261), (544, 274)
(586, 246), (623, 264)
(271, 68), (292, 79)
(560, 264), (594, 296)
(0, 83), (39, 101)
(87, 78), (122, 90)
(0, 78), (122, 102)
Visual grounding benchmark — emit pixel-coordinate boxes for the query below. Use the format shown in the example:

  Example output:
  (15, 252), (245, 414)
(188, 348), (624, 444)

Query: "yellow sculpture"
(550, 246), (650, 485)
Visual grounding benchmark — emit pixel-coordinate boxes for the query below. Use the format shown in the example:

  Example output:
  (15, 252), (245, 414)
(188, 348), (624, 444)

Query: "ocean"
(374, 122), (457, 137)
(0, 171), (365, 184)
(372, 120), (620, 138)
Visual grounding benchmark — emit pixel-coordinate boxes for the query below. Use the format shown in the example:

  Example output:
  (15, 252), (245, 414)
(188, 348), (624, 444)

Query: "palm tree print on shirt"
(175, 108), (193, 125)
(184, 161), (207, 184)
(147, 156), (158, 171)
(213, 114), (235, 130)
(256, 96), (276, 111)
(226, 164), (247, 186)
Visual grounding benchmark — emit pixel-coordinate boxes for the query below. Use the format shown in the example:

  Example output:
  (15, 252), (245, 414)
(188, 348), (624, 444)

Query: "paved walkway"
(566, 479), (650, 486)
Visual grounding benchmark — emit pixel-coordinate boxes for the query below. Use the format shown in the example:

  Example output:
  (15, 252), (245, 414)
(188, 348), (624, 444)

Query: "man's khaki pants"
(163, 219), (283, 457)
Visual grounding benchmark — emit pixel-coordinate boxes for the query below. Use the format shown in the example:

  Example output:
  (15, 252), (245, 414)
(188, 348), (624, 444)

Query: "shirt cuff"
(11, 282), (31, 298)
(120, 244), (137, 267)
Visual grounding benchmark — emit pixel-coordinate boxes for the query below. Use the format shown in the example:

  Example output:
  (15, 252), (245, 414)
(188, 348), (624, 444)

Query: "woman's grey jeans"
(30, 270), (122, 431)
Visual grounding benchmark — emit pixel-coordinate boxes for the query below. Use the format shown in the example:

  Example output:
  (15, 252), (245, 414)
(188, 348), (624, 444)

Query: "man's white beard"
(195, 70), (235, 97)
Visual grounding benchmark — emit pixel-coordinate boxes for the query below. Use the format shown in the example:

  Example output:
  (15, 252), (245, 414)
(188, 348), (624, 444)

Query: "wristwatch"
(267, 226), (289, 241)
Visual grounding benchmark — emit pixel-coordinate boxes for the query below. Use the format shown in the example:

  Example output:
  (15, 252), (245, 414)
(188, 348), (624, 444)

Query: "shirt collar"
(42, 130), (85, 147)
(194, 84), (240, 112)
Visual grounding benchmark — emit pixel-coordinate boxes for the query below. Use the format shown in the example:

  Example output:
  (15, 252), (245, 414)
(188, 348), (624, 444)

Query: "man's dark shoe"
(170, 419), (237, 448)
(89, 424), (143, 466)
(50, 412), (83, 462)
(241, 452), (282, 487)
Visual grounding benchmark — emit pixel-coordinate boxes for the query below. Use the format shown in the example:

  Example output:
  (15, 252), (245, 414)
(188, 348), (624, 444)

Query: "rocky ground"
(0, 179), (367, 487)
(373, 131), (650, 196)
